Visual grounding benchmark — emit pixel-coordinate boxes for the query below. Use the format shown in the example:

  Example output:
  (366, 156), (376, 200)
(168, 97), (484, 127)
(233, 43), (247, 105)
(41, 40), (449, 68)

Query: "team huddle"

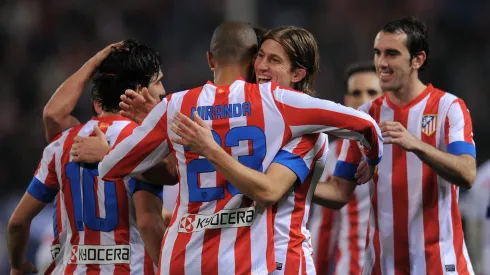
(6, 16), (480, 275)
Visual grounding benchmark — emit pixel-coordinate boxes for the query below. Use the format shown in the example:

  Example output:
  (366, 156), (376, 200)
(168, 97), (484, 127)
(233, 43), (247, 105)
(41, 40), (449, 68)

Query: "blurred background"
(1, 0), (489, 273)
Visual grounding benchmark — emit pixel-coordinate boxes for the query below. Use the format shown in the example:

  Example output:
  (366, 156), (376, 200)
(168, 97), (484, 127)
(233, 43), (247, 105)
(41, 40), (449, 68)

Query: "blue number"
(65, 162), (119, 232)
(186, 126), (266, 202)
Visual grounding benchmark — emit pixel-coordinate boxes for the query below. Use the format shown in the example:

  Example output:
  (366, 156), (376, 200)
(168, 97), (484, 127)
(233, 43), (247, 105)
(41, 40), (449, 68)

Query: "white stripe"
(406, 97), (428, 274)
(446, 101), (466, 144)
(99, 98), (170, 179)
(184, 86), (217, 274)
(376, 101), (394, 275)
(274, 191), (295, 271)
(336, 205), (351, 274)
(439, 176), (457, 273)
(356, 184), (370, 272)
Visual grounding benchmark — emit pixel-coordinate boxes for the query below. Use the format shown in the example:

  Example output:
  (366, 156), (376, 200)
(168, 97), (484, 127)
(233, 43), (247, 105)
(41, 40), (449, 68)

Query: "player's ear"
(206, 51), (215, 72)
(411, 51), (426, 70)
(291, 67), (307, 84)
(93, 100), (102, 116)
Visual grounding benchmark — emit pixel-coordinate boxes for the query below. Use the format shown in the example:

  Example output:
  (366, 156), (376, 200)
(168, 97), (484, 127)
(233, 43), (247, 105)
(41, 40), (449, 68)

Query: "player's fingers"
(169, 124), (191, 140)
(119, 101), (132, 111)
(169, 136), (187, 146)
(193, 112), (209, 129)
(142, 87), (156, 103)
(125, 89), (140, 99)
(121, 94), (133, 105)
(93, 125), (104, 137)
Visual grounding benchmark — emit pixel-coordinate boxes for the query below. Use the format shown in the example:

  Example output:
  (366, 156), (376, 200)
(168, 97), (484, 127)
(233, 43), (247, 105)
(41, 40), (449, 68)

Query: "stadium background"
(1, 0), (489, 273)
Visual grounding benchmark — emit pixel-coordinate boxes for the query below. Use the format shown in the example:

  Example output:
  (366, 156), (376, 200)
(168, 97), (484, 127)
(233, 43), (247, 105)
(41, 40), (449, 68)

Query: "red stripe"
(371, 171), (381, 275)
(392, 109), (410, 275)
(347, 194), (361, 274)
(44, 154), (58, 187)
(276, 103), (380, 162)
(200, 85), (233, 275)
(444, 112), (450, 147)
(144, 250), (154, 274)
(112, 178), (130, 274)
(451, 186), (470, 274)
(59, 125), (84, 275)
(284, 175), (312, 274)
(55, 195), (62, 242)
(421, 90), (445, 275)
(112, 122), (138, 148)
(169, 86), (203, 275)
(314, 207), (336, 273)
(334, 139), (342, 158)
(285, 136), (324, 274)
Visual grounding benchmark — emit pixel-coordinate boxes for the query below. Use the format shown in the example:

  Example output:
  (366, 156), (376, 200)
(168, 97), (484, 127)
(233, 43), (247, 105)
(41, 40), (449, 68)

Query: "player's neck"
(98, 111), (120, 118)
(389, 76), (427, 107)
(213, 64), (249, 86)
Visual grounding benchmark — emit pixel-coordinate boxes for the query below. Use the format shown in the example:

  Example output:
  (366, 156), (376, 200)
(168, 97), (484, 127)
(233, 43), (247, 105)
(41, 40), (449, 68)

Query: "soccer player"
(99, 22), (383, 275)
(308, 61), (383, 275)
(7, 40), (167, 274)
(334, 17), (477, 274)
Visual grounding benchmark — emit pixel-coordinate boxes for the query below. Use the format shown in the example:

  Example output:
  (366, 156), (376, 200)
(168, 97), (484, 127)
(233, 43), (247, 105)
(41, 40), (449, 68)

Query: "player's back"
(100, 78), (383, 275)
(40, 116), (154, 275)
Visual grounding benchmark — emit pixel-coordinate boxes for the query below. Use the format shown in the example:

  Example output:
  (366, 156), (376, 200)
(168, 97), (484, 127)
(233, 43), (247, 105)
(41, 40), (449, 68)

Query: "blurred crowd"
(1, 0), (490, 271)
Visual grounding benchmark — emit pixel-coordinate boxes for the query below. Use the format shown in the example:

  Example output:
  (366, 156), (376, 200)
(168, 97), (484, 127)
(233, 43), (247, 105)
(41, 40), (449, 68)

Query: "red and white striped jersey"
(27, 116), (161, 275)
(272, 133), (328, 275)
(99, 79), (383, 275)
(334, 84), (476, 275)
(308, 139), (371, 275)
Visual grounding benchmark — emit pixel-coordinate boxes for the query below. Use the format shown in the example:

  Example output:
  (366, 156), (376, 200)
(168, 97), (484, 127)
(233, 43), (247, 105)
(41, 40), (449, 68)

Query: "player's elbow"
(255, 190), (282, 208)
(461, 169), (476, 189)
(8, 215), (29, 233)
(42, 104), (61, 124)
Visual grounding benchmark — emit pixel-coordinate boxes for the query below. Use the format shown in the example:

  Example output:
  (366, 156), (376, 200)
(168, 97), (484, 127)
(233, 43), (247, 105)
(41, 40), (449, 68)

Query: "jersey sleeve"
(99, 97), (172, 181)
(128, 178), (163, 200)
(272, 85), (383, 166)
(444, 98), (476, 158)
(271, 133), (327, 184)
(331, 103), (372, 181)
(27, 140), (61, 203)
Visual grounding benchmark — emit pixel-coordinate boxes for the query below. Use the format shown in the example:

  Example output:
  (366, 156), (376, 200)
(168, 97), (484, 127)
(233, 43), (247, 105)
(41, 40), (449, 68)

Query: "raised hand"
(169, 111), (219, 157)
(120, 87), (158, 124)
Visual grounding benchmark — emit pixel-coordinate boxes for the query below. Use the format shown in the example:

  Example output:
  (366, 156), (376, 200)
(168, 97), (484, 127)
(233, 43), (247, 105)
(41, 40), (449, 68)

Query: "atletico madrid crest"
(421, 115), (437, 136)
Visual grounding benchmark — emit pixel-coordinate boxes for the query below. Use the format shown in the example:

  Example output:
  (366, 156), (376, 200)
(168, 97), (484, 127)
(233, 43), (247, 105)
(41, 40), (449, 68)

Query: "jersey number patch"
(186, 126), (266, 202)
(65, 162), (119, 232)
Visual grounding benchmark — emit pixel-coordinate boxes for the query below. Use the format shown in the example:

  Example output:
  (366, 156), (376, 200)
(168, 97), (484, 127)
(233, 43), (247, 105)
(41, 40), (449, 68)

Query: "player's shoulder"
(358, 94), (386, 113)
(429, 84), (461, 105)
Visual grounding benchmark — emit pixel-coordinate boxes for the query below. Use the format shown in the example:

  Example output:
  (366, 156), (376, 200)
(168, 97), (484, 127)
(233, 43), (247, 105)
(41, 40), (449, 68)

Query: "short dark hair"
(262, 26), (320, 96)
(381, 17), (429, 70)
(91, 39), (161, 113)
(344, 61), (376, 93)
(210, 22), (258, 66)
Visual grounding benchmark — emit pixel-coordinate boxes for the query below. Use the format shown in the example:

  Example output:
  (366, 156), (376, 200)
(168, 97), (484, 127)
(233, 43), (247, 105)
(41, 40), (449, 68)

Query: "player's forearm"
(313, 177), (356, 209)
(205, 145), (282, 207)
(413, 141), (476, 188)
(7, 219), (31, 269)
(43, 59), (98, 141)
